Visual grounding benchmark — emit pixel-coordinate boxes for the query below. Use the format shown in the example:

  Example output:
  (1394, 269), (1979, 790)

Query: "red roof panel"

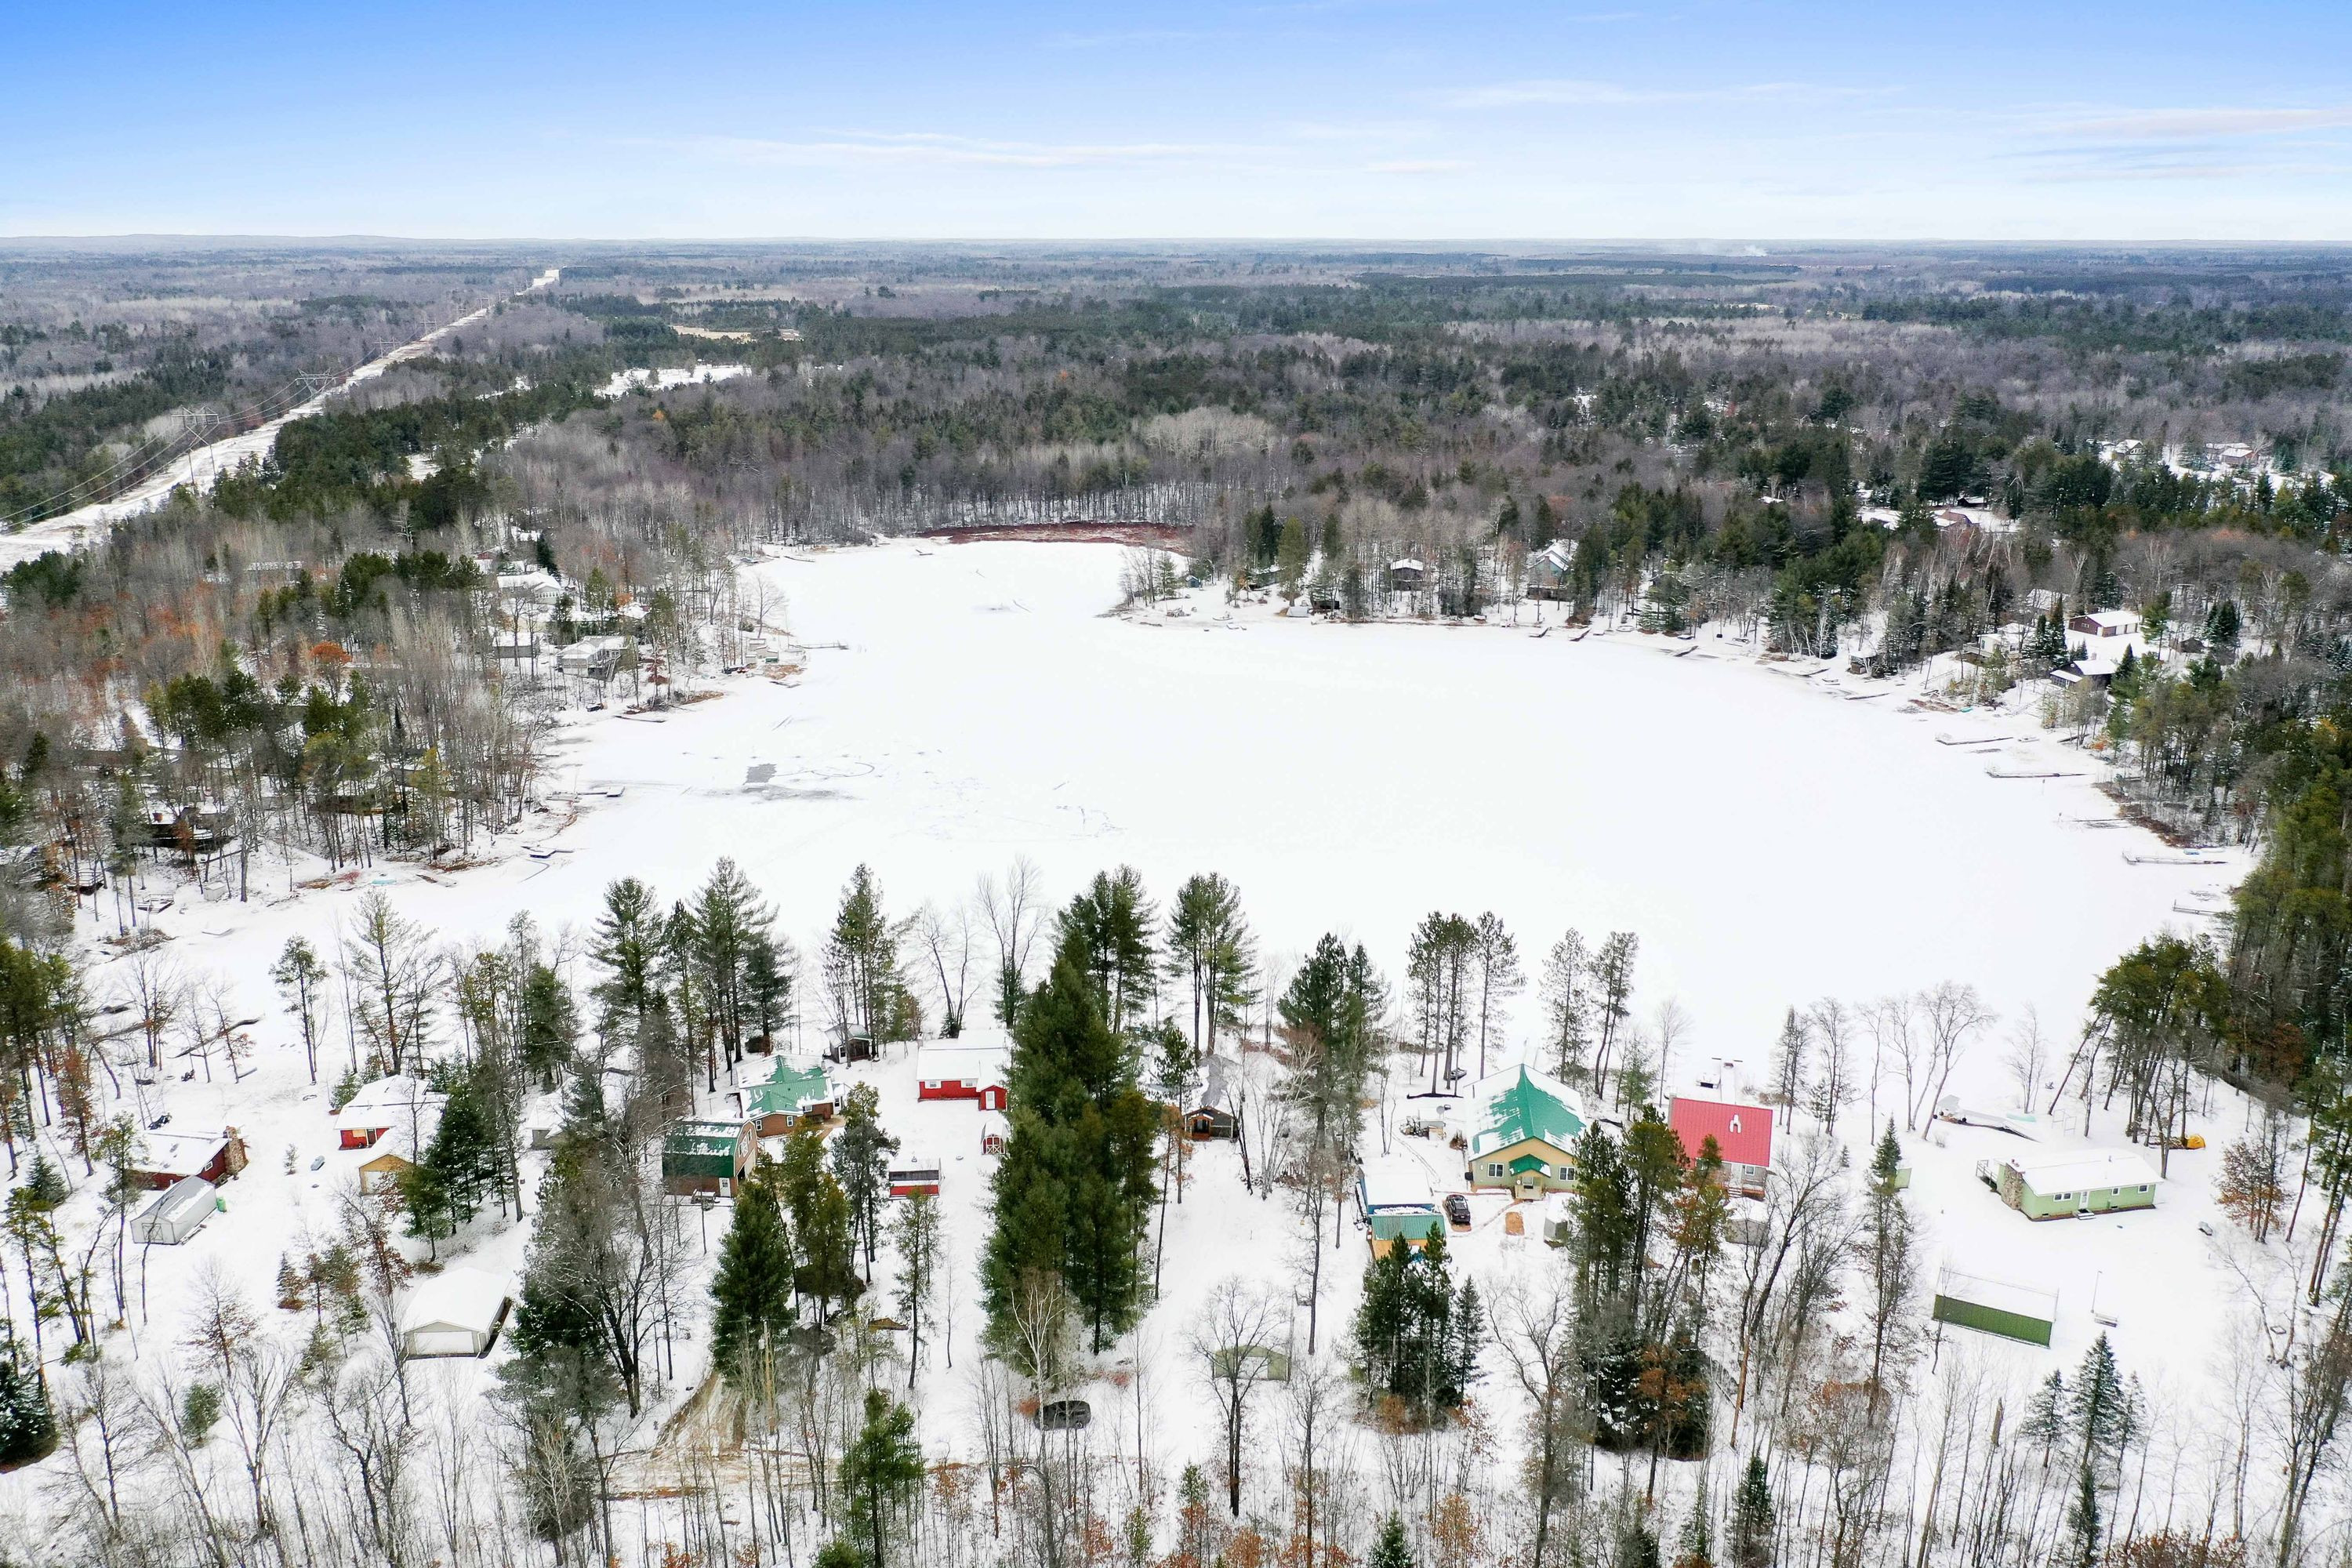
(1668, 1097), (1774, 1169)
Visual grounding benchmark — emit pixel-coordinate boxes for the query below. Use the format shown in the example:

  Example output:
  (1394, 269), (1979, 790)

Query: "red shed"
(1669, 1098), (1773, 1197)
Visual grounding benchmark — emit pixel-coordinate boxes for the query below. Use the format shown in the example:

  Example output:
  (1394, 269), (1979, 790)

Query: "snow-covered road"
(0, 267), (559, 569)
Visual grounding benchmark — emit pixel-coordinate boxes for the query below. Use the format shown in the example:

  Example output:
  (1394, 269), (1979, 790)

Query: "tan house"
(1465, 1066), (1588, 1200)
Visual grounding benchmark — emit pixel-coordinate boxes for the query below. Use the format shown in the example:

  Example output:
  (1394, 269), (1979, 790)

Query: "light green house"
(1466, 1066), (1588, 1200)
(1982, 1149), (2161, 1221)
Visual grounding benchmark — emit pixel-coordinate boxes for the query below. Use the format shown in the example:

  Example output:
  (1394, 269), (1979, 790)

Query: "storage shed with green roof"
(662, 1118), (757, 1197)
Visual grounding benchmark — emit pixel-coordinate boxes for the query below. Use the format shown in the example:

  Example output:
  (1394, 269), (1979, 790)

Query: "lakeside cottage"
(1465, 1065), (1586, 1200)
(914, 1030), (1011, 1109)
(1979, 1148), (2161, 1220)
(737, 1059), (837, 1136)
(335, 1074), (441, 1149)
(1668, 1096), (1775, 1197)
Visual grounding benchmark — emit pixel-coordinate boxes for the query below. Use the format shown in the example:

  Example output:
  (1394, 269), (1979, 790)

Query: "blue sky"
(12, 1), (2352, 240)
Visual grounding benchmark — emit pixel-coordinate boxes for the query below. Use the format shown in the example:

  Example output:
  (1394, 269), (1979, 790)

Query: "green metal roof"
(745, 1063), (833, 1117)
(1471, 1067), (1586, 1159)
(663, 1121), (744, 1158)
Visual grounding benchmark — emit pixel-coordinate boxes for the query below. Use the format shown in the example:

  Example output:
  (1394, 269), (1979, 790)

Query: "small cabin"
(915, 1032), (1011, 1109)
(130, 1129), (240, 1191)
(662, 1118), (758, 1197)
(1388, 558), (1427, 592)
(335, 1074), (442, 1149)
(1980, 1149), (2160, 1221)
(2069, 609), (2141, 641)
(132, 1176), (218, 1246)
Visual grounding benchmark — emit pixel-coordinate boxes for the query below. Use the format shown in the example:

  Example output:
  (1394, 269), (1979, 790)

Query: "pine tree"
(985, 927), (1159, 1353)
(2020, 1369), (2067, 1455)
(1772, 1007), (1808, 1116)
(1163, 873), (1255, 1054)
(590, 876), (661, 1043)
(1370, 1512), (1415, 1568)
(402, 1073), (499, 1249)
(830, 1083), (899, 1278)
(517, 961), (577, 1092)
(2067, 1333), (2130, 1475)
(839, 1388), (924, 1568)
(1675, 1471), (1715, 1568)
(891, 1192), (942, 1381)
(1729, 1454), (1774, 1568)
(0, 1338), (55, 1465)
(2065, 1463), (2101, 1568)
(1871, 1120), (1901, 1195)
(710, 1185), (797, 1382)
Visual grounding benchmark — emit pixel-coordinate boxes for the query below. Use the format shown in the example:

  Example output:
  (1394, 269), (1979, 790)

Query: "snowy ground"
(0, 539), (2260, 1536)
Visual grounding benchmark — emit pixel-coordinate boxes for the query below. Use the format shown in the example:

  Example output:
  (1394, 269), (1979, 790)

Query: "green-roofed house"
(737, 1061), (839, 1137)
(662, 1118), (757, 1197)
(1465, 1065), (1588, 1200)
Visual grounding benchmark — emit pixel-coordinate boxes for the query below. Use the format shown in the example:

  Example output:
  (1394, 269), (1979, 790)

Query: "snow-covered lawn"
(0, 538), (2253, 1535)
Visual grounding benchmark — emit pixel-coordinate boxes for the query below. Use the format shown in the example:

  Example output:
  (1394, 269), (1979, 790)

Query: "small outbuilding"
(887, 1153), (942, 1198)
(1388, 557), (1427, 592)
(132, 1176), (218, 1246)
(1931, 1267), (2056, 1347)
(398, 1268), (514, 1359)
(1187, 1055), (1240, 1141)
(979, 1112), (1009, 1156)
(1357, 1154), (1444, 1257)
(662, 1118), (757, 1197)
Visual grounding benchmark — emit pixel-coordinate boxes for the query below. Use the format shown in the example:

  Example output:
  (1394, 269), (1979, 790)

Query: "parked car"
(1036, 1399), (1091, 1432)
(1444, 1193), (1471, 1229)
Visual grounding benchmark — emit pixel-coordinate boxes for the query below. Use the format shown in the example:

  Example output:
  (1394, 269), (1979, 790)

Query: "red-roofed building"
(1669, 1097), (1774, 1197)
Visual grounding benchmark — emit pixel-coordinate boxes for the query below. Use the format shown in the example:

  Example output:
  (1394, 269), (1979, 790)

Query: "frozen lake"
(510, 538), (2211, 1088)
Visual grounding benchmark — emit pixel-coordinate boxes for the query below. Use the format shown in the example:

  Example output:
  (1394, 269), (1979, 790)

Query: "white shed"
(132, 1176), (217, 1246)
(398, 1268), (514, 1359)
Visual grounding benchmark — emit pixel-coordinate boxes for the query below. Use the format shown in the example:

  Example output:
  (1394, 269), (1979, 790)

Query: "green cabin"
(662, 1118), (756, 1197)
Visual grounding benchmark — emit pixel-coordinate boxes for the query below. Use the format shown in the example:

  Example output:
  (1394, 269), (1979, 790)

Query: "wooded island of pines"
(2, 238), (2352, 1568)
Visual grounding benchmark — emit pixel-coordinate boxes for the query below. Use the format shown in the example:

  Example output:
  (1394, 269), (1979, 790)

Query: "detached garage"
(132, 1176), (218, 1246)
(1932, 1267), (2056, 1348)
(399, 1268), (514, 1359)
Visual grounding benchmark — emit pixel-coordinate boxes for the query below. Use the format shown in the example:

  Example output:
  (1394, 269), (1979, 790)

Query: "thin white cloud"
(1367, 158), (1471, 172)
(1431, 78), (1820, 111)
(668, 132), (1260, 171)
(2049, 105), (2352, 140)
